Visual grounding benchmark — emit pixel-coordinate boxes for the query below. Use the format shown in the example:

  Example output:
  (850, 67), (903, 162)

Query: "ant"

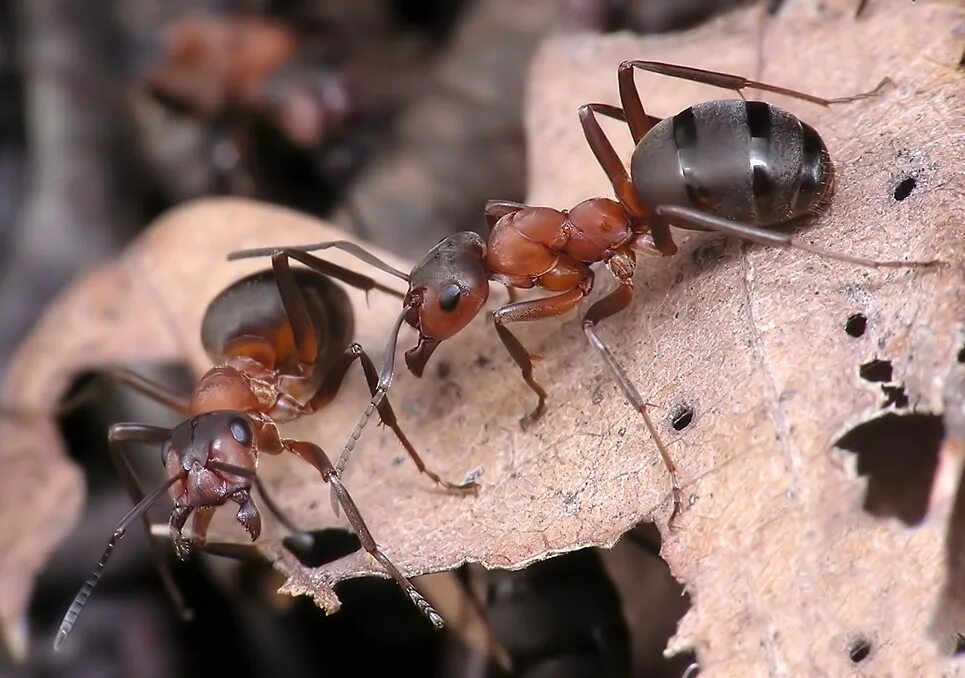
(228, 61), (942, 526)
(52, 256), (479, 650)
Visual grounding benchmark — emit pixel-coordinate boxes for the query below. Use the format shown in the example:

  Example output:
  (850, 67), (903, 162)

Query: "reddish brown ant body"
(53, 256), (478, 650)
(229, 61), (940, 524)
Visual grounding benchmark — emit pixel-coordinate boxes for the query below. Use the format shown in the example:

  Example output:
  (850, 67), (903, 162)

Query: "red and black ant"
(228, 61), (942, 526)
(52, 256), (479, 650)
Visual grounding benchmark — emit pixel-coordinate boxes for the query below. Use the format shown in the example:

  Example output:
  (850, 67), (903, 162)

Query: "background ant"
(52, 255), (479, 650)
(230, 60), (942, 526)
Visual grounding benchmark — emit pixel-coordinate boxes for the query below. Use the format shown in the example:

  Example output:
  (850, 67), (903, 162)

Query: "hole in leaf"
(835, 412), (945, 525)
(893, 177), (916, 201)
(849, 636), (872, 663)
(671, 405), (694, 431)
(859, 359), (893, 383)
(845, 314), (867, 338)
(955, 635), (965, 656)
(283, 529), (361, 567)
(958, 342), (964, 363)
(881, 384), (909, 409)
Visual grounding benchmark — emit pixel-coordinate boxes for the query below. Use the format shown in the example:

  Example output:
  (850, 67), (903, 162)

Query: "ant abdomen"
(201, 268), (354, 374)
(631, 99), (833, 226)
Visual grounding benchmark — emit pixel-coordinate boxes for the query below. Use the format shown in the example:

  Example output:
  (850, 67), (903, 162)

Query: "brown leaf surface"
(2, 0), (964, 673)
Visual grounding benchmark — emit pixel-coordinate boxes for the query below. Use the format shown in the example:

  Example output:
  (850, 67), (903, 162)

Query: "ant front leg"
(284, 439), (445, 629)
(579, 274), (684, 525)
(492, 285), (590, 429)
(305, 343), (479, 506)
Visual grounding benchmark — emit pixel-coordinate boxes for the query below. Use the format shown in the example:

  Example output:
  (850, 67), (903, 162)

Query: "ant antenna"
(54, 475), (179, 651)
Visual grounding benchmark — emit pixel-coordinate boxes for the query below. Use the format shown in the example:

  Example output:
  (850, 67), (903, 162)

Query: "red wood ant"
(228, 61), (942, 526)
(53, 257), (479, 650)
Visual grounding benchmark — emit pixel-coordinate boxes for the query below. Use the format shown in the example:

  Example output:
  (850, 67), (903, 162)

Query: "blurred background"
(0, 0), (760, 676)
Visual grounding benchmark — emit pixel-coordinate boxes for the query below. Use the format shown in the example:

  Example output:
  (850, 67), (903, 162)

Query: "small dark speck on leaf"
(671, 406), (694, 431)
(849, 636), (872, 663)
(893, 177), (916, 201)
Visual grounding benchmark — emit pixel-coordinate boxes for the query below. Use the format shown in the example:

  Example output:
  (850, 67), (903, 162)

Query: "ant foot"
(667, 489), (686, 530)
(174, 538), (194, 562)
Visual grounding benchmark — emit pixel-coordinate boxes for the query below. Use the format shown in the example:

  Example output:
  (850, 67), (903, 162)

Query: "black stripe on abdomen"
(746, 100), (774, 222)
(673, 107), (711, 208)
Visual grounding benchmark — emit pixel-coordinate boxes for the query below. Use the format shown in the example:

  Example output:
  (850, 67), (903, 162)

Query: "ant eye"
(438, 284), (462, 312)
(229, 418), (252, 446)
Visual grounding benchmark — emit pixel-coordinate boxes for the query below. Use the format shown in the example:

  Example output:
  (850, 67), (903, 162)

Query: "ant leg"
(284, 439), (445, 629)
(492, 286), (589, 429)
(106, 424), (194, 619)
(271, 251), (320, 373)
(306, 343), (478, 497)
(268, 246), (408, 381)
(621, 60), (889, 108)
(656, 205), (942, 268)
(273, 248), (405, 302)
(0, 367), (193, 420)
(581, 282), (684, 525)
(147, 523), (270, 562)
(228, 242), (411, 284)
(484, 199), (526, 234)
(578, 103), (676, 255)
(583, 99), (663, 141)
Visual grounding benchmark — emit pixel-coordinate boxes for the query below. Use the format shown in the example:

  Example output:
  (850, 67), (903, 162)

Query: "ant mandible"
(228, 61), (941, 525)
(52, 254), (478, 650)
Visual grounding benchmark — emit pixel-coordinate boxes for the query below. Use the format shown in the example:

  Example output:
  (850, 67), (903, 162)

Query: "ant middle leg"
(284, 439), (445, 629)
(305, 342), (479, 497)
(619, 60), (890, 109)
(656, 205), (942, 269)
(0, 367), (193, 420)
(580, 279), (684, 525)
(492, 285), (589, 429)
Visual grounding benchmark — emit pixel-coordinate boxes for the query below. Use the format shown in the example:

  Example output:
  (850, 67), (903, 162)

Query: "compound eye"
(229, 417), (253, 446)
(438, 284), (462, 312)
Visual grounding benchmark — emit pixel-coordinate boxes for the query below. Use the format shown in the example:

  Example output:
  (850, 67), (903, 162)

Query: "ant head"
(164, 411), (261, 539)
(403, 232), (490, 375)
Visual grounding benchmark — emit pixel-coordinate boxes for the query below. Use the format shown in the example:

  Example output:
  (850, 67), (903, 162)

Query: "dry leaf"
(2, 0), (963, 674)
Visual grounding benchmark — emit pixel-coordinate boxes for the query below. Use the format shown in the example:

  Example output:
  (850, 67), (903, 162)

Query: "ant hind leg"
(620, 59), (890, 108)
(581, 280), (684, 526)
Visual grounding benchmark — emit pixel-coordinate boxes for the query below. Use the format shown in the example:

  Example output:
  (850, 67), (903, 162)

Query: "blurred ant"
(229, 61), (942, 525)
(52, 256), (478, 650)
